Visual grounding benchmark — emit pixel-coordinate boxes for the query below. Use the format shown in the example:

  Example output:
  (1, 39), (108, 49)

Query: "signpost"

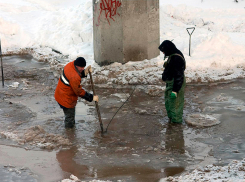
(186, 27), (195, 57)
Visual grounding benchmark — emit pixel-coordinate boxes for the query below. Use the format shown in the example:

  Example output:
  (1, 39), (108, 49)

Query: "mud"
(0, 55), (245, 181)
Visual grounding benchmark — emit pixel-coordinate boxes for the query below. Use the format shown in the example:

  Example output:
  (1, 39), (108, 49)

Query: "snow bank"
(160, 159), (245, 182)
(0, 0), (93, 62)
(159, 2), (245, 83)
(1, 0), (245, 84)
(36, 2), (93, 59)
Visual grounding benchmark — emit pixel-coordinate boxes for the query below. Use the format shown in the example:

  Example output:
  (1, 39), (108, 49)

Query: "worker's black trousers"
(62, 107), (75, 128)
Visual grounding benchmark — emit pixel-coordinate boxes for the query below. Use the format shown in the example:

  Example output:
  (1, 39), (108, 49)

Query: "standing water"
(0, 55), (245, 181)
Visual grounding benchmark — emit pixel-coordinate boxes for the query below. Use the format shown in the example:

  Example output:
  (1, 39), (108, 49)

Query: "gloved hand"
(85, 65), (92, 76)
(170, 91), (177, 99)
(93, 95), (99, 102)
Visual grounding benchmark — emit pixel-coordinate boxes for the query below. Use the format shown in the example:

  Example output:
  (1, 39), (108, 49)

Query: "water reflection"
(56, 129), (91, 179)
(56, 119), (186, 181)
(164, 166), (185, 177)
(165, 123), (185, 154)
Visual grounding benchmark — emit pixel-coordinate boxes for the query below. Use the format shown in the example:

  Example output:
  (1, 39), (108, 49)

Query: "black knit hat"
(74, 57), (86, 67)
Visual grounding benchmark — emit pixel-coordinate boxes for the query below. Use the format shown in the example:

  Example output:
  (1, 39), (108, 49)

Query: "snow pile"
(90, 58), (163, 85)
(0, 0), (93, 61)
(36, 2), (93, 59)
(160, 159), (245, 182)
(160, 1), (245, 83)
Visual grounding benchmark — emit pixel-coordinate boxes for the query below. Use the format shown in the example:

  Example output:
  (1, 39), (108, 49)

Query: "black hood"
(158, 40), (179, 56)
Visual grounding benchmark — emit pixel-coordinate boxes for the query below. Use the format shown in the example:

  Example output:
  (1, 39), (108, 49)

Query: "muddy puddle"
(188, 80), (245, 165)
(0, 55), (245, 181)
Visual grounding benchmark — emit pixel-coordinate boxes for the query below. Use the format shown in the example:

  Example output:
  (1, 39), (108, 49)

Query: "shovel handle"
(89, 71), (104, 133)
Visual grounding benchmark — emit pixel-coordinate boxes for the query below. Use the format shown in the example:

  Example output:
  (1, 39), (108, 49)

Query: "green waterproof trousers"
(165, 77), (186, 123)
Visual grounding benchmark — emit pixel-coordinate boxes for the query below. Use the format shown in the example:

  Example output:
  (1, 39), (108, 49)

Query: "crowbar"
(89, 71), (104, 134)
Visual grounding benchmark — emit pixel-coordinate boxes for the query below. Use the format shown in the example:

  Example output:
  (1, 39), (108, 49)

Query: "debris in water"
(61, 174), (112, 182)
(23, 125), (72, 149)
(9, 82), (20, 88)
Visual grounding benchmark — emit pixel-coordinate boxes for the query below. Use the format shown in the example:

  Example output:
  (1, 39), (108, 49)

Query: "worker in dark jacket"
(159, 40), (186, 123)
(54, 57), (99, 128)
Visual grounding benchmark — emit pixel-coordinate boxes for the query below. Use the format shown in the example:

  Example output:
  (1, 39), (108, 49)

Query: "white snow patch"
(8, 82), (19, 88)
(61, 174), (112, 182)
(0, 131), (19, 141)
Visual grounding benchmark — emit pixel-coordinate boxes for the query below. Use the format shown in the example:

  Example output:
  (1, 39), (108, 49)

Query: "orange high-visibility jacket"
(54, 61), (88, 108)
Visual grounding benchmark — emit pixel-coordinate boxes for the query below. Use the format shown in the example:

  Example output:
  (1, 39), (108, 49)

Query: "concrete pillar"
(93, 0), (159, 65)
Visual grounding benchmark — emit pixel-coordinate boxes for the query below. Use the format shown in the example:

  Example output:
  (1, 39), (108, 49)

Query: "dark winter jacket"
(159, 40), (186, 93)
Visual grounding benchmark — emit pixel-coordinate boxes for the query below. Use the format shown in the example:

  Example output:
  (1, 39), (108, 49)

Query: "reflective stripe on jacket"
(54, 61), (87, 108)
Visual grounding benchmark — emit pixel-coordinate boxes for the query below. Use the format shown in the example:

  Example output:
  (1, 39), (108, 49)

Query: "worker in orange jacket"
(54, 57), (99, 128)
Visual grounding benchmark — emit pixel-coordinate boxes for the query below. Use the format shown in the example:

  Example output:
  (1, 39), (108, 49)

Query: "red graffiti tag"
(98, 0), (122, 25)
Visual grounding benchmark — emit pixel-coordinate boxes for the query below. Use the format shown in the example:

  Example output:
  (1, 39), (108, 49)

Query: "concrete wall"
(93, 0), (159, 65)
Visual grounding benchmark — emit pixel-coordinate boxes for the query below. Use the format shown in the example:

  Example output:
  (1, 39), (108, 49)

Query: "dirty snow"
(23, 125), (72, 149)
(0, 131), (19, 141)
(1, 125), (72, 149)
(160, 159), (245, 182)
(186, 113), (221, 127)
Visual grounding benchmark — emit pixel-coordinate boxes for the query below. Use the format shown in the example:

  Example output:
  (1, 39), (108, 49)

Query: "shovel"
(89, 71), (104, 134)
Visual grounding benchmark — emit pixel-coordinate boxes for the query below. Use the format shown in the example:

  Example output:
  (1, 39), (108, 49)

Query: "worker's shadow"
(56, 129), (91, 179)
(165, 123), (185, 154)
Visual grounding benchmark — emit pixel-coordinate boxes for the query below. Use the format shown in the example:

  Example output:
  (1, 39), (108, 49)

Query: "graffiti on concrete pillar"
(97, 0), (122, 26)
